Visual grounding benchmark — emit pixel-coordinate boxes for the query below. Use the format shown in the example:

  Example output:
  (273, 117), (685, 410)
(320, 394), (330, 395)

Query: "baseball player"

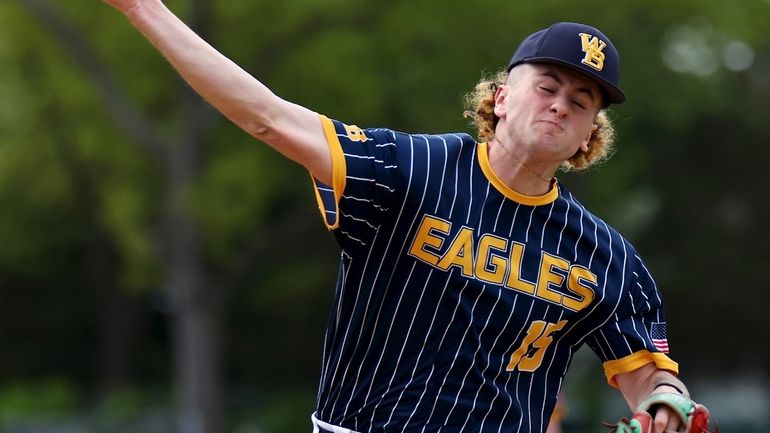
(102, 1), (716, 432)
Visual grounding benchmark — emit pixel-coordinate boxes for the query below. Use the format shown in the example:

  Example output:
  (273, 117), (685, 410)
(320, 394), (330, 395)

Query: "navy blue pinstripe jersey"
(311, 115), (678, 433)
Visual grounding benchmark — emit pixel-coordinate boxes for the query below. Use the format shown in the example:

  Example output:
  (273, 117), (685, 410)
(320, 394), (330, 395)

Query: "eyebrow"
(541, 70), (598, 102)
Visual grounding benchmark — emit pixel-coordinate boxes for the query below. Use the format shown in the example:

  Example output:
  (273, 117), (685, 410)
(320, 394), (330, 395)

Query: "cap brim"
(512, 57), (626, 106)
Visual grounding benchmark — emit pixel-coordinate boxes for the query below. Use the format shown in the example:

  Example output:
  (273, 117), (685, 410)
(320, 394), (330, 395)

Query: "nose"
(549, 95), (569, 117)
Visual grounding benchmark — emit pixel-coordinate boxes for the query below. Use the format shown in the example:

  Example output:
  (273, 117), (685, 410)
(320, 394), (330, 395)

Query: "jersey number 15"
(507, 320), (567, 372)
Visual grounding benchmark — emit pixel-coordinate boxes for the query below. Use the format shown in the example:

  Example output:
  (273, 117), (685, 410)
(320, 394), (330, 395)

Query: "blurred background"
(1, 0), (768, 432)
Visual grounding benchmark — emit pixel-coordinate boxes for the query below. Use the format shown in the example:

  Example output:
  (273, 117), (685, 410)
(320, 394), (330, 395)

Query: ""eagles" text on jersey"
(408, 214), (597, 312)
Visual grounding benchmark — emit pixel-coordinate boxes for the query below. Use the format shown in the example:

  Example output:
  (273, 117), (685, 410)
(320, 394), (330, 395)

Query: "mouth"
(537, 119), (563, 131)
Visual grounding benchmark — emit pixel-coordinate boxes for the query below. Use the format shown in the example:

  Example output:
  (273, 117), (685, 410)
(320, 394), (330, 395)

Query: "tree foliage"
(1, 0), (768, 431)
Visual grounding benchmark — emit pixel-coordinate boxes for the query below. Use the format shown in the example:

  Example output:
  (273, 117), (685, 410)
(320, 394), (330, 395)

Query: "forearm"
(112, 0), (331, 182)
(616, 362), (689, 410)
(122, 1), (278, 137)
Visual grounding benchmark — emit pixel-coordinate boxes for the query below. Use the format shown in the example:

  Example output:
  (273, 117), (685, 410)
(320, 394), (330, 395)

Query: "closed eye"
(572, 99), (587, 109)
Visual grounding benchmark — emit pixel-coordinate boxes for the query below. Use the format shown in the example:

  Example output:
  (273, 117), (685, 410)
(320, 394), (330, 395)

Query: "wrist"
(653, 382), (688, 397)
(124, 0), (163, 24)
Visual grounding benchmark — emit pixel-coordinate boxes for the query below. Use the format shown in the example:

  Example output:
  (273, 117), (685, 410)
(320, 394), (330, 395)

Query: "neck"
(489, 136), (555, 196)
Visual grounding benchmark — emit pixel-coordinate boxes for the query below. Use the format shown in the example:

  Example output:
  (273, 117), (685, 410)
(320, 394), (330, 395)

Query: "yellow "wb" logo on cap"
(579, 33), (606, 71)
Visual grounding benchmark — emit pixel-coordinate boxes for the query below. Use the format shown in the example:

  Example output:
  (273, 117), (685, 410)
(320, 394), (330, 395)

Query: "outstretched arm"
(616, 362), (689, 433)
(103, 0), (332, 184)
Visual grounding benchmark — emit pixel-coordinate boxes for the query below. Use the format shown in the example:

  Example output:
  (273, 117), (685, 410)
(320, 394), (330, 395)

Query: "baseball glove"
(604, 392), (717, 433)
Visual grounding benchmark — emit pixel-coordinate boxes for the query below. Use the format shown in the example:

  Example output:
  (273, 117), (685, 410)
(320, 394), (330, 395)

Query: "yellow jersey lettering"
(505, 242), (536, 294)
(563, 265), (597, 311)
(535, 252), (569, 304)
(516, 320), (568, 372)
(408, 215), (451, 266)
(475, 234), (508, 285)
(407, 214), (599, 310)
(506, 320), (546, 371)
(344, 124), (368, 142)
(437, 227), (475, 276)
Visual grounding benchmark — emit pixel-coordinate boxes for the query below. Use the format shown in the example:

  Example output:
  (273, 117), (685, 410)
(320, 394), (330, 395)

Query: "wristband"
(653, 382), (685, 395)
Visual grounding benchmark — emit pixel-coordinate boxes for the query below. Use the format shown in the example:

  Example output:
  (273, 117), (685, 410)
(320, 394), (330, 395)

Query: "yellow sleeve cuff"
(311, 114), (348, 230)
(603, 350), (679, 388)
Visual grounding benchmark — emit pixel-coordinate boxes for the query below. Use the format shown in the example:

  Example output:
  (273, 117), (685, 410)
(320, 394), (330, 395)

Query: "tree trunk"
(167, 236), (223, 433)
(18, 1), (226, 430)
(165, 163), (224, 433)
(165, 82), (223, 433)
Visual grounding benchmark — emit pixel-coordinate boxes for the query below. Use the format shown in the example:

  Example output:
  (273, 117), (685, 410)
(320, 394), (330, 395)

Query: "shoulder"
(327, 117), (476, 149)
(556, 183), (639, 253)
(374, 128), (476, 148)
(361, 124), (478, 158)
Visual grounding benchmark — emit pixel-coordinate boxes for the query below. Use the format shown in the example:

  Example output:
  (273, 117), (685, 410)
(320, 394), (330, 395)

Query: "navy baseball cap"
(507, 22), (625, 106)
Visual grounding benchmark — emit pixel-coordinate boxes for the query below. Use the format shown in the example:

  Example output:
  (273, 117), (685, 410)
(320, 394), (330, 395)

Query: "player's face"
(494, 63), (601, 162)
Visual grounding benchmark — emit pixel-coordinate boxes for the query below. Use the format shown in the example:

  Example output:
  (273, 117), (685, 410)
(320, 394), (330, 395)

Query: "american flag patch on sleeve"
(650, 322), (669, 353)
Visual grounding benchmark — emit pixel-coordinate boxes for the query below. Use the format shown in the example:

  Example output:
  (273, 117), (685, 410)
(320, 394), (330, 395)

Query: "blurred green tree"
(1, 0), (768, 432)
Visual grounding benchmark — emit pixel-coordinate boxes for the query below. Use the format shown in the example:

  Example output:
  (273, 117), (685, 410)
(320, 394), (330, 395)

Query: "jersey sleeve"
(311, 115), (403, 247)
(585, 249), (679, 387)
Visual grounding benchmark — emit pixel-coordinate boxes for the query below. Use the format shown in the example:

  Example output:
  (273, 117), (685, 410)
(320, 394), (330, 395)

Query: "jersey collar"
(477, 141), (559, 206)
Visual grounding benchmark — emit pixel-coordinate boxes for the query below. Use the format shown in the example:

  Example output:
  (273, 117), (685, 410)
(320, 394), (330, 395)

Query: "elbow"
(245, 121), (274, 141)
(217, 91), (283, 141)
(237, 108), (280, 142)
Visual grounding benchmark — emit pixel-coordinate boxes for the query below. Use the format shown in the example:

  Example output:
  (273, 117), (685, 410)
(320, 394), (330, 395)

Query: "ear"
(580, 122), (598, 152)
(493, 85), (507, 118)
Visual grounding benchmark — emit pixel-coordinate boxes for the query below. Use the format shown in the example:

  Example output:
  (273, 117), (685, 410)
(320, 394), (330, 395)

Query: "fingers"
(652, 406), (684, 433)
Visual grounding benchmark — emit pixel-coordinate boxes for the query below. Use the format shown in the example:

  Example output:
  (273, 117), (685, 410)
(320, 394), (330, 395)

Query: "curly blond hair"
(463, 69), (616, 171)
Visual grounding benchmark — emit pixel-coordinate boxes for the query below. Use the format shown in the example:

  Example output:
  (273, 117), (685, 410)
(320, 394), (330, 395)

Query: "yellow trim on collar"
(477, 142), (559, 206)
(603, 350), (680, 388)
